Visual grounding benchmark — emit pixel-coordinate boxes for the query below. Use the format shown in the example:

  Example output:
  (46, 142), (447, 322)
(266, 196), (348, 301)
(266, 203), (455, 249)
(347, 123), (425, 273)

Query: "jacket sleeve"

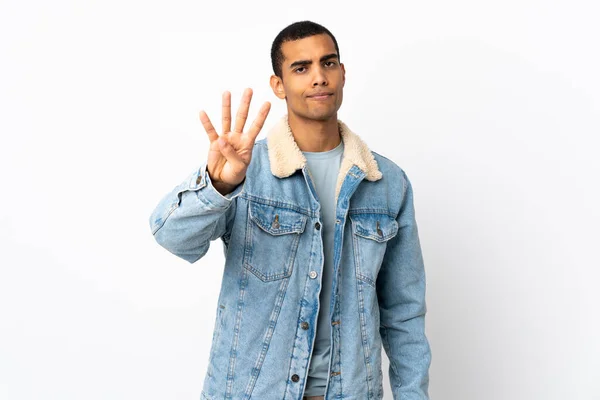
(149, 162), (245, 263)
(376, 170), (431, 399)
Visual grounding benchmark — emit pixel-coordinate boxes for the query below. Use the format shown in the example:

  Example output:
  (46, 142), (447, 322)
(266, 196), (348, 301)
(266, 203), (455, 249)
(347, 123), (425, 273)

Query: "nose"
(312, 66), (328, 87)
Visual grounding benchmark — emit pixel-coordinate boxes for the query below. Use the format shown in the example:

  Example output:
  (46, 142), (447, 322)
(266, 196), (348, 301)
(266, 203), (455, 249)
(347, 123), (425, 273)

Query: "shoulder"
(371, 150), (411, 192)
(254, 137), (268, 150)
(245, 138), (270, 173)
(251, 138), (269, 160)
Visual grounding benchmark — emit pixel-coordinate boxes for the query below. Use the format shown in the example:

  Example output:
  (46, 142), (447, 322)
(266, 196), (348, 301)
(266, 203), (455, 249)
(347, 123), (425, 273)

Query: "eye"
(324, 61), (337, 67)
(294, 66), (306, 73)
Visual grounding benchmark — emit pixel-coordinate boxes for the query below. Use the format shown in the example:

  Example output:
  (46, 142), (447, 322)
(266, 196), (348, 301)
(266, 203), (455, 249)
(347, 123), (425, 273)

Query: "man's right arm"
(149, 162), (245, 263)
(149, 88), (269, 262)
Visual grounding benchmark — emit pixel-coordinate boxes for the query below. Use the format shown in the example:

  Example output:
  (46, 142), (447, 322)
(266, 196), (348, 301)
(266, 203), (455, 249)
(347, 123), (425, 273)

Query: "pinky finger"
(199, 111), (219, 142)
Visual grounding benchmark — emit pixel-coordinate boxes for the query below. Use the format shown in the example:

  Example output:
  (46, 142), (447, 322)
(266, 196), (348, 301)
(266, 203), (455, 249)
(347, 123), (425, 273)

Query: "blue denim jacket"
(149, 116), (431, 399)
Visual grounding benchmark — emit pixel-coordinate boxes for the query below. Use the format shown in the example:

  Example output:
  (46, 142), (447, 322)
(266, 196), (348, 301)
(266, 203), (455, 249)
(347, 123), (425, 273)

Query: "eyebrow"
(289, 53), (339, 69)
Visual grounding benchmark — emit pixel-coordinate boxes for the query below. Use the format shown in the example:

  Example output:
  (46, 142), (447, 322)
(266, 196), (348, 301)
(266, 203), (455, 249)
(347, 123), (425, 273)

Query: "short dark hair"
(271, 20), (340, 79)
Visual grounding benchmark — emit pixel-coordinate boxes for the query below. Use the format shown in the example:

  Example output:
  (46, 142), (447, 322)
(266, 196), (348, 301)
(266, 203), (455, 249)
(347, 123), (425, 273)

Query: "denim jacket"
(149, 116), (431, 399)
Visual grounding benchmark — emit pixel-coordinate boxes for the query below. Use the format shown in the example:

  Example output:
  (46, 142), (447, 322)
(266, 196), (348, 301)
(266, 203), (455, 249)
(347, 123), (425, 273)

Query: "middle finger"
(234, 88), (253, 133)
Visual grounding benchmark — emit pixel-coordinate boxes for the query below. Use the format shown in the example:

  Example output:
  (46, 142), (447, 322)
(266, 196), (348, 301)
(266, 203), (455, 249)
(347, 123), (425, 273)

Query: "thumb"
(218, 137), (244, 167)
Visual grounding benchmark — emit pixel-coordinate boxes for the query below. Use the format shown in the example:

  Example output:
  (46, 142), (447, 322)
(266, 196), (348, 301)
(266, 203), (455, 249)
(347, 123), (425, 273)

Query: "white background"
(1, 0), (599, 399)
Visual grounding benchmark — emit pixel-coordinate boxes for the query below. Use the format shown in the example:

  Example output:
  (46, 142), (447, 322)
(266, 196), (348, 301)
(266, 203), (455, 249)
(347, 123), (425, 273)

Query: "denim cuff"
(187, 163), (245, 207)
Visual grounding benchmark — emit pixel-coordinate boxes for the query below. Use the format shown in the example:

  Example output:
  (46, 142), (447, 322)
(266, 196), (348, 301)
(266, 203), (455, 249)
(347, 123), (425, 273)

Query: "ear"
(270, 74), (286, 100)
(340, 63), (346, 86)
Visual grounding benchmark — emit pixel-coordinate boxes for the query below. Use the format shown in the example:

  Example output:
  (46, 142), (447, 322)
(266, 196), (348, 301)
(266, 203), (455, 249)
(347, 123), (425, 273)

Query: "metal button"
(301, 321), (309, 330)
(376, 220), (383, 237)
(315, 222), (321, 230)
(309, 271), (318, 279)
(291, 374), (300, 382)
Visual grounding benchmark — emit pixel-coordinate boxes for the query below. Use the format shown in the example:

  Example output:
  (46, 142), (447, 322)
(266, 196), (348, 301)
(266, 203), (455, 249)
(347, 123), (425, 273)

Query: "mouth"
(307, 92), (333, 100)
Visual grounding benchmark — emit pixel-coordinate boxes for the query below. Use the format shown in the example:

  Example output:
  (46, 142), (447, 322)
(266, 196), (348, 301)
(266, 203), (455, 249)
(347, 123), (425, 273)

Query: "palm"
(206, 125), (255, 184)
(200, 89), (271, 187)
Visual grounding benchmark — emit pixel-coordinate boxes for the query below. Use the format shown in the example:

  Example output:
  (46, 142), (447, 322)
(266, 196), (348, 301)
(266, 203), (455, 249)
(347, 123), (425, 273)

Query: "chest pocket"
(349, 213), (399, 287)
(243, 201), (308, 282)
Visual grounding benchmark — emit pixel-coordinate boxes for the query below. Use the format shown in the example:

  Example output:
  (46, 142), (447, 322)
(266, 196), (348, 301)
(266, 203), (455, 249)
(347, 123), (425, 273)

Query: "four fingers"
(201, 89), (269, 184)
(202, 88), (270, 143)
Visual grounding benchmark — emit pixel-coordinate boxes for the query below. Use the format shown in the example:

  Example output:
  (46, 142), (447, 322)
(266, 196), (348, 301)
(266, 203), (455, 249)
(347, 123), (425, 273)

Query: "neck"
(287, 112), (341, 152)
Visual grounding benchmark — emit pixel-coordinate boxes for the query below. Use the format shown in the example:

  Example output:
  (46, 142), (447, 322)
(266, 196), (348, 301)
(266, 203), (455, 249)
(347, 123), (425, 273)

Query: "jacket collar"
(266, 115), (382, 200)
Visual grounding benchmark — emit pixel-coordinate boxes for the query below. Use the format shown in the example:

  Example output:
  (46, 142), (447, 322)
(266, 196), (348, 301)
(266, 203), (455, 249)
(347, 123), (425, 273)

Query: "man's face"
(271, 34), (346, 122)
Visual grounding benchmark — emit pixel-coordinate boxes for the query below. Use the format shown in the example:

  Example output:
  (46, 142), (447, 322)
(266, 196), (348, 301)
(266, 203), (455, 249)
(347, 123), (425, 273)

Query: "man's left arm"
(376, 170), (431, 399)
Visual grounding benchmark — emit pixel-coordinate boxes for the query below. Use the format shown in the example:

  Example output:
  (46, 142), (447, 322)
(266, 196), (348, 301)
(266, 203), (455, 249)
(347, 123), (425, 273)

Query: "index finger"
(246, 101), (271, 142)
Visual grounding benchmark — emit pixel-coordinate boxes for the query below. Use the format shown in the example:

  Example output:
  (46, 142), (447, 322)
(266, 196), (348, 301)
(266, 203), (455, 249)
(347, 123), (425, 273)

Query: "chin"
(309, 108), (339, 121)
(289, 106), (338, 122)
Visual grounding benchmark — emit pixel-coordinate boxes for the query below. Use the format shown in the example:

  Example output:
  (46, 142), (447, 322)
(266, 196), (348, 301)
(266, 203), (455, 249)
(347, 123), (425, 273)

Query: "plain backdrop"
(1, 0), (599, 399)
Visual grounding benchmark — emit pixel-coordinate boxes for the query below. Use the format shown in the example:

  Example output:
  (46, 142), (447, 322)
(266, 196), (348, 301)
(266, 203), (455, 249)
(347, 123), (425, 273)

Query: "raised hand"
(199, 88), (271, 195)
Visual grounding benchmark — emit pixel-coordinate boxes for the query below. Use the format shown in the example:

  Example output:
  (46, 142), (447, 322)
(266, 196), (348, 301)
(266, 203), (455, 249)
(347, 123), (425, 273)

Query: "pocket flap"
(350, 213), (398, 242)
(249, 202), (307, 235)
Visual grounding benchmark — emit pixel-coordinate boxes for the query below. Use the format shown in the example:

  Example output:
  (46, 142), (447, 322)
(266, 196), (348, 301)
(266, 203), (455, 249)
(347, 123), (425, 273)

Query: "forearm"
(380, 301), (430, 399)
(377, 171), (431, 399)
(149, 163), (244, 263)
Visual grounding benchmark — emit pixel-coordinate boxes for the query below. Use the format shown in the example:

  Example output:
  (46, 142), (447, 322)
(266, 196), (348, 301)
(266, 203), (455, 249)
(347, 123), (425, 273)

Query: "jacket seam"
(242, 193), (315, 217)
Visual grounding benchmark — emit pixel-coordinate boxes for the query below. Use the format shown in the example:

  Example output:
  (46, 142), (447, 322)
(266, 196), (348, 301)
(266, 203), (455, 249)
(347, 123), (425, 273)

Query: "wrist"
(212, 180), (237, 196)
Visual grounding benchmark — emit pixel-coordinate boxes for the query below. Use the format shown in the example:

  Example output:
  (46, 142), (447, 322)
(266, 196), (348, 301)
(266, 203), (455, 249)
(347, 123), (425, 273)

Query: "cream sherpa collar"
(266, 115), (382, 201)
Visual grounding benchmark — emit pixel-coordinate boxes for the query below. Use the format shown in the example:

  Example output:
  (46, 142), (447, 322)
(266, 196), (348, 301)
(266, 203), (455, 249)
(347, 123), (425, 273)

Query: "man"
(150, 20), (431, 400)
